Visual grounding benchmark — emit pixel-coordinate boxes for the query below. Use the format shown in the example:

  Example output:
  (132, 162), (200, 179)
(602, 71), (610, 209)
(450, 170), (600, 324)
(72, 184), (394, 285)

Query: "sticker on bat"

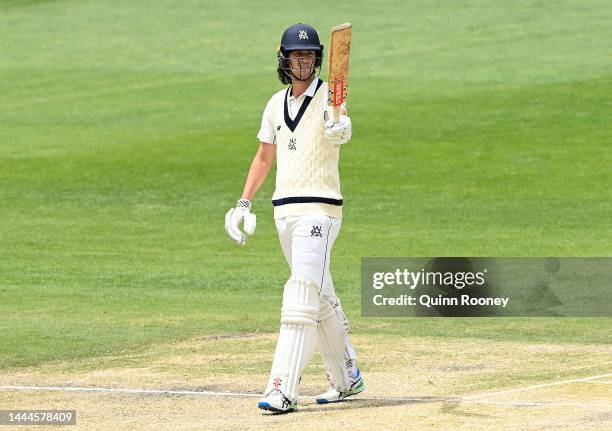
(333, 80), (345, 106)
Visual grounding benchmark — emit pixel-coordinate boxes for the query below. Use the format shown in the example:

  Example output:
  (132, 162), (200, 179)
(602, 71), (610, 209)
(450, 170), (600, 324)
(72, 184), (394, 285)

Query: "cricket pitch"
(0, 333), (610, 430)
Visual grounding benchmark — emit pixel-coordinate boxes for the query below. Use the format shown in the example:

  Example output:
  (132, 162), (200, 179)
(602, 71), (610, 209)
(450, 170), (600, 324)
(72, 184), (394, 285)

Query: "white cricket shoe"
(257, 390), (297, 414)
(315, 369), (366, 404)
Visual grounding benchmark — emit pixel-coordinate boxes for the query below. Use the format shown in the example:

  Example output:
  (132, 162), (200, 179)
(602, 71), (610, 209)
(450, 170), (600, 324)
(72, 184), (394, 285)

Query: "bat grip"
(332, 106), (341, 123)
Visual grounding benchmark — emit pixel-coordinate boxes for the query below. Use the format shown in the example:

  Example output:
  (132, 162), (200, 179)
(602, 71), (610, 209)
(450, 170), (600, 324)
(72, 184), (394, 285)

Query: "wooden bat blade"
(327, 22), (352, 122)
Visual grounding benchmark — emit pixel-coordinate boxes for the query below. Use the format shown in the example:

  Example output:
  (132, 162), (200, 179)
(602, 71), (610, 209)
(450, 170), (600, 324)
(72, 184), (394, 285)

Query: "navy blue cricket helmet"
(277, 23), (324, 84)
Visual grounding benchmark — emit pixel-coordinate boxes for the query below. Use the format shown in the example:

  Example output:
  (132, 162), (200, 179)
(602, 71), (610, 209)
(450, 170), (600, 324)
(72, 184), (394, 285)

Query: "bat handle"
(332, 106), (341, 124)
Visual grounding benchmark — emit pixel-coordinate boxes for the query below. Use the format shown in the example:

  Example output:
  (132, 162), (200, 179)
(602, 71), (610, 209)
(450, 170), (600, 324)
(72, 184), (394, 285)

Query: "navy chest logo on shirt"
(288, 138), (297, 151)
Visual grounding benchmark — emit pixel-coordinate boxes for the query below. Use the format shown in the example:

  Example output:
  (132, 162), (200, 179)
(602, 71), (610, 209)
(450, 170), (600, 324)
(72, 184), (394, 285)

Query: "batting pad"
(317, 298), (351, 392)
(265, 275), (319, 401)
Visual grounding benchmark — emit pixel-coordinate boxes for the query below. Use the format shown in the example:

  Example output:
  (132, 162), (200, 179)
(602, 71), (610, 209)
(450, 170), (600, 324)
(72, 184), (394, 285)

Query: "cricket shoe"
(257, 390), (297, 414)
(315, 369), (365, 404)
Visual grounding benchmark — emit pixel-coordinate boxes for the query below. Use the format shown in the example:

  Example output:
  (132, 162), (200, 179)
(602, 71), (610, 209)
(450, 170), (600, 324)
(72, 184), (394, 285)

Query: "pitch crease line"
(463, 372), (612, 400)
(1, 384), (610, 409)
(0, 385), (261, 398)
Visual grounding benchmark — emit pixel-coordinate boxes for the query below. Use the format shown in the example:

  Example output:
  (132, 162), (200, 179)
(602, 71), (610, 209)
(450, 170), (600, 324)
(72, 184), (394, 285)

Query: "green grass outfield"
(1, 0), (611, 369)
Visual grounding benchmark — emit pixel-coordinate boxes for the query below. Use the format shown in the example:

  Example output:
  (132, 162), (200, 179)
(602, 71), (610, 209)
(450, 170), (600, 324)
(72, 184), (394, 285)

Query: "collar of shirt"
(287, 78), (319, 119)
(288, 77), (319, 102)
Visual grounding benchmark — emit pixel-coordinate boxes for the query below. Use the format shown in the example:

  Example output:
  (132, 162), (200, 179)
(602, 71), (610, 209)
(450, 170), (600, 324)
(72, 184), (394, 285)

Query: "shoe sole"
(258, 401), (297, 414)
(315, 379), (366, 404)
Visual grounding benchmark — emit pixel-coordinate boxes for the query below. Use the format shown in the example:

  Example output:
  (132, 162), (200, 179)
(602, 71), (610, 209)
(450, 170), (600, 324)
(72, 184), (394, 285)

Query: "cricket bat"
(327, 22), (352, 124)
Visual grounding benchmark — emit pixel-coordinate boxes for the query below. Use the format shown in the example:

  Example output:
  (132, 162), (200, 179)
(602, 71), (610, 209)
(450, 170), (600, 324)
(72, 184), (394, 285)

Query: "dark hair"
(277, 57), (292, 85)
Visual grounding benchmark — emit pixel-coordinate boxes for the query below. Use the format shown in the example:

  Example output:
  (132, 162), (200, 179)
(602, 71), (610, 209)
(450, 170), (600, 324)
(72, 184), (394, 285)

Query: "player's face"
(288, 51), (315, 80)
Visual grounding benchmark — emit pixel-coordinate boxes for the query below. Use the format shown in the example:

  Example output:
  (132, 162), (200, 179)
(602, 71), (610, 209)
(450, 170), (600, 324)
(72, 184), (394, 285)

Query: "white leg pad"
(317, 298), (351, 392)
(265, 275), (319, 401)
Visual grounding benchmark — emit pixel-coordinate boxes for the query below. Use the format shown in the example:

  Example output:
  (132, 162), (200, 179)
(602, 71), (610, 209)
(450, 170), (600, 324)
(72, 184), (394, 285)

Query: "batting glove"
(224, 199), (256, 246)
(325, 115), (352, 145)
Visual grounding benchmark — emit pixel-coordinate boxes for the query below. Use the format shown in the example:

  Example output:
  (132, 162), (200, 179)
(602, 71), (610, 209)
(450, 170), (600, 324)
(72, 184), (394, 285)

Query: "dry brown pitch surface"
(1, 333), (610, 430)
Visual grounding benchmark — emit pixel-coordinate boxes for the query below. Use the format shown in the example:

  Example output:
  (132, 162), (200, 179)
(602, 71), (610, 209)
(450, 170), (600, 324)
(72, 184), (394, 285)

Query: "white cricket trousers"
(275, 213), (357, 365)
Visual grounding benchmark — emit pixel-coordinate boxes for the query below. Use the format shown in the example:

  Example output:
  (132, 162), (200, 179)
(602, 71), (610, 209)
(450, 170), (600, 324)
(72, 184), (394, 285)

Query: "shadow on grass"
(293, 396), (498, 418)
(297, 396), (462, 413)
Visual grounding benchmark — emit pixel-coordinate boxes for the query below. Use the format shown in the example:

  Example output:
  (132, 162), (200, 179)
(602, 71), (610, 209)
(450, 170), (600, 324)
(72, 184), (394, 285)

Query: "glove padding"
(225, 199), (256, 246)
(325, 115), (352, 145)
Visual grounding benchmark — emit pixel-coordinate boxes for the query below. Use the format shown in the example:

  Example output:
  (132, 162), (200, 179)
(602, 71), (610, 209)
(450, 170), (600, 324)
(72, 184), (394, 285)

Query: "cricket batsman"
(224, 23), (364, 414)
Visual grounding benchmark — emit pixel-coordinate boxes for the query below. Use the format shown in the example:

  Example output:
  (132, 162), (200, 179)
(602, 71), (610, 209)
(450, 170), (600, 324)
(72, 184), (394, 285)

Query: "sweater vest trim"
(272, 196), (343, 207)
(283, 78), (324, 132)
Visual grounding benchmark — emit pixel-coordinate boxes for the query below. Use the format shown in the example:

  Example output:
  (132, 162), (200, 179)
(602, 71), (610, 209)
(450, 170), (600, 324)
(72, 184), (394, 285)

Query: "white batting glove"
(224, 199), (256, 246)
(325, 115), (352, 145)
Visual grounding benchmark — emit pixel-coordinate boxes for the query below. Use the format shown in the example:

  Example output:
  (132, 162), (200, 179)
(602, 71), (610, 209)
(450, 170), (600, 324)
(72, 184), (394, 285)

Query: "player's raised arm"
(224, 142), (276, 246)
